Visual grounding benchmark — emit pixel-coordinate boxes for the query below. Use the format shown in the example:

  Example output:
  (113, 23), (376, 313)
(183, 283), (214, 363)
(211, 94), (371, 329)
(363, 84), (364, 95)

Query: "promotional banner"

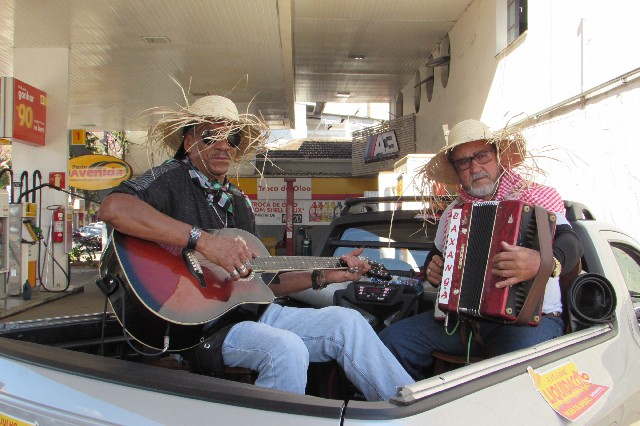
(0, 77), (47, 146)
(232, 177), (377, 226)
(68, 154), (132, 190)
(252, 199), (345, 225)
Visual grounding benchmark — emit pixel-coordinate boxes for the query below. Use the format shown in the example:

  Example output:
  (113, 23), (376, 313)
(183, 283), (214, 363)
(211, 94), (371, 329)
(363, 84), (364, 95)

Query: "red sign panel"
(12, 78), (47, 146)
(49, 172), (66, 189)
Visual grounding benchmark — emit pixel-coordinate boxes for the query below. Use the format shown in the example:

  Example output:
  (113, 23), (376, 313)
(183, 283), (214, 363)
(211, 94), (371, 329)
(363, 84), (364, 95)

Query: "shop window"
(497, 0), (528, 53)
(507, 0), (527, 44)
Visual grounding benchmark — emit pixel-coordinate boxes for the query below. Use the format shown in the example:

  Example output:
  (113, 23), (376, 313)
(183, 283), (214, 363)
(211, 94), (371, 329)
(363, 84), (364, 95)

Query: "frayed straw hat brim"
(147, 95), (269, 160)
(422, 119), (525, 185)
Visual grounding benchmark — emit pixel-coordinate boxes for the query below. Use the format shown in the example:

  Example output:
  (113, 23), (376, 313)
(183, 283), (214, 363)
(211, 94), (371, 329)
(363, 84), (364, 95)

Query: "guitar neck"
(252, 256), (341, 273)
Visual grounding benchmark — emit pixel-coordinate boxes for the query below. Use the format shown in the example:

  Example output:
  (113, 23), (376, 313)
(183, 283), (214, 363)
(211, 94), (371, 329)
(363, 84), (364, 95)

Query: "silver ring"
(243, 260), (252, 268)
(230, 270), (239, 278)
(426, 268), (431, 276)
(348, 267), (359, 274)
(238, 265), (247, 274)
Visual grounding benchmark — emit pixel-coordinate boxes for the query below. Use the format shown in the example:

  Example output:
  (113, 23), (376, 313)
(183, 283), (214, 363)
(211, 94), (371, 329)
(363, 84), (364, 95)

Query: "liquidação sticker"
(528, 360), (608, 421)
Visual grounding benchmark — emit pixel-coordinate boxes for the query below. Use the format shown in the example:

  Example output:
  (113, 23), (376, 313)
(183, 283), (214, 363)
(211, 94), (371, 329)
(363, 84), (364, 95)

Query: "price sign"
(12, 78), (47, 146)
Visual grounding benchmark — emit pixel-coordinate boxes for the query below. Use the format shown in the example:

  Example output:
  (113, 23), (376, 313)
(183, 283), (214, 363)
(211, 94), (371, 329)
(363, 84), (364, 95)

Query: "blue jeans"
(222, 304), (413, 401)
(378, 310), (564, 381)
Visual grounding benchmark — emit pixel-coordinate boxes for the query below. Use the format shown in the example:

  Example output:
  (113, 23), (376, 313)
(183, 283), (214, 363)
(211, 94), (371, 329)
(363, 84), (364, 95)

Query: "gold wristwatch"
(551, 257), (562, 278)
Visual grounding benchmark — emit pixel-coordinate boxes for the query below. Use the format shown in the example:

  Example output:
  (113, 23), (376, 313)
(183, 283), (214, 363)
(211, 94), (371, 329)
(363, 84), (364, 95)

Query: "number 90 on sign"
(16, 103), (34, 128)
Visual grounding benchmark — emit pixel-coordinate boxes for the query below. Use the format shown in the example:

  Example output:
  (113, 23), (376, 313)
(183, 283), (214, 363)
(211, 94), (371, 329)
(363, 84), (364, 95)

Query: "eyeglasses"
(199, 128), (242, 148)
(450, 149), (494, 171)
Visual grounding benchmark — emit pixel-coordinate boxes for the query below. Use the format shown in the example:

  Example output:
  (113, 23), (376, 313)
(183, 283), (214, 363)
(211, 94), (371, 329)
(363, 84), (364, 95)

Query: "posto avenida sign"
(68, 154), (132, 190)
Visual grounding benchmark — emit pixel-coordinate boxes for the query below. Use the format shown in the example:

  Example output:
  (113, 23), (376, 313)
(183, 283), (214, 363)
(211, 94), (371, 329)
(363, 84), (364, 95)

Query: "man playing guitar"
(98, 95), (412, 401)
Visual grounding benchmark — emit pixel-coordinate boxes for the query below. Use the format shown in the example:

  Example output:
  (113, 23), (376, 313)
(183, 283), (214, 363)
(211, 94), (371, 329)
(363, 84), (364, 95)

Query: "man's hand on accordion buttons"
(426, 255), (444, 288)
(492, 241), (541, 288)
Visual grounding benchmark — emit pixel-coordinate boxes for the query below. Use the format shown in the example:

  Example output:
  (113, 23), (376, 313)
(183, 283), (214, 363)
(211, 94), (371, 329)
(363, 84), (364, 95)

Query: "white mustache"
(470, 171), (490, 181)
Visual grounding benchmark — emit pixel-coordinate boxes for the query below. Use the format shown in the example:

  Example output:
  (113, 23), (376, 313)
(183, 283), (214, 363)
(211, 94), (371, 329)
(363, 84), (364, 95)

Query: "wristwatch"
(186, 227), (202, 251)
(551, 257), (562, 278)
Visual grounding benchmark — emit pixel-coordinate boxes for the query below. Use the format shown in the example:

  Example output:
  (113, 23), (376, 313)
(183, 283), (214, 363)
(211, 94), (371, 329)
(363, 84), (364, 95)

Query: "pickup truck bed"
(0, 201), (639, 425)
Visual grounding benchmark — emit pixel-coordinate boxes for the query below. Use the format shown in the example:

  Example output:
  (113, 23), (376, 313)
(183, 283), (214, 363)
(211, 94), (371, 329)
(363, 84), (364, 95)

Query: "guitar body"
(100, 228), (275, 351)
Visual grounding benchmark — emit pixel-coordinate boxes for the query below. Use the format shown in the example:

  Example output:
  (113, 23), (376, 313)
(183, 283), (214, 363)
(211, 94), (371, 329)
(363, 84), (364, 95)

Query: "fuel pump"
(7, 202), (40, 296)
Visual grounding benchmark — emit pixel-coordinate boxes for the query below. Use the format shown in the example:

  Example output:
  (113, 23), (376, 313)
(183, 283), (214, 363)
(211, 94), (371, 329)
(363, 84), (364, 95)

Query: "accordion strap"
(515, 205), (555, 325)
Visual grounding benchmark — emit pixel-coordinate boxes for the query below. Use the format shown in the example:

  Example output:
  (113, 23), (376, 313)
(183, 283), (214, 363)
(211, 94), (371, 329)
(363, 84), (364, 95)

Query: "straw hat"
(147, 95), (269, 160)
(423, 119), (526, 185)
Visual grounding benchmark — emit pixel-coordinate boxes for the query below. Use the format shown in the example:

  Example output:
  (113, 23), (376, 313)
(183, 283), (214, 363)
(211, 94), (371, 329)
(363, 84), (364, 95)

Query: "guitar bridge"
(182, 249), (207, 288)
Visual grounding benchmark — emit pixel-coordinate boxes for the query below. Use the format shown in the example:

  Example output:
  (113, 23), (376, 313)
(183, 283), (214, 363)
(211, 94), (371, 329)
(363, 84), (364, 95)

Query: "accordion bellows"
(438, 200), (556, 326)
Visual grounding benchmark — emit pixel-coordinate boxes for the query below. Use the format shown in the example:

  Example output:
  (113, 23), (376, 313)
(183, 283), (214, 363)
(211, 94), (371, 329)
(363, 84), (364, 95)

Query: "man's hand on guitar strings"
(198, 232), (256, 280)
(492, 241), (541, 288)
(325, 247), (371, 284)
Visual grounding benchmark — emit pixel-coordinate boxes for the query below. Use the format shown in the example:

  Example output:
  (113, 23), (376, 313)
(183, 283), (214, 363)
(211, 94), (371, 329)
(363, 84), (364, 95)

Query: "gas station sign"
(232, 177), (378, 226)
(68, 154), (132, 190)
(0, 77), (47, 146)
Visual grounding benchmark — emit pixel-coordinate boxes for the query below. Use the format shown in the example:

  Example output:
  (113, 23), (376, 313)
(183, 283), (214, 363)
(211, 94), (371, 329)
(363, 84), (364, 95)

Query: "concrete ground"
(0, 266), (108, 322)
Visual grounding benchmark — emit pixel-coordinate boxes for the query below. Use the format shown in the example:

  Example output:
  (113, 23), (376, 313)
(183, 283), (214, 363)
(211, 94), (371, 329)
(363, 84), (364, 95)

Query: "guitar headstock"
(337, 257), (392, 280)
(364, 259), (392, 280)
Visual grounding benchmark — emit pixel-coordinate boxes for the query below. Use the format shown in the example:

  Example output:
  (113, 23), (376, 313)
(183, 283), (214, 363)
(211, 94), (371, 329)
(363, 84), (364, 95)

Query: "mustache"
(470, 171), (490, 181)
(195, 146), (231, 159)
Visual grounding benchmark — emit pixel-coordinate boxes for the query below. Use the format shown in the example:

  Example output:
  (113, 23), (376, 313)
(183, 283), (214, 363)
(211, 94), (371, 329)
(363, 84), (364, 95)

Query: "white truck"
(0, 200), (638, 425)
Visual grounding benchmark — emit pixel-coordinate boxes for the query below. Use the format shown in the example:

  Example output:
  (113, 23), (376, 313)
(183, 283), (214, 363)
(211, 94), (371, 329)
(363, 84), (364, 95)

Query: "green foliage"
(0, 145), (11, 188)
(85, 131), (131, 158)
(69, 244), (97, 266)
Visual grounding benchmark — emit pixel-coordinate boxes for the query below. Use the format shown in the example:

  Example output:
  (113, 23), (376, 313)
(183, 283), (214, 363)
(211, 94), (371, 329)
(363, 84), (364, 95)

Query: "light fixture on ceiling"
(142, 35), (171, 44)
(348, 53), (366, 60)
(190, 91), (209, 97)
(336, 92), (351, 98)
(80, 124), (97, 127)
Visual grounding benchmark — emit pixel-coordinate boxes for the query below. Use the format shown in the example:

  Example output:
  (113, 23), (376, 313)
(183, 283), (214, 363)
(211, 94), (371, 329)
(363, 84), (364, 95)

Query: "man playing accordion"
(379, 119), (583, 381)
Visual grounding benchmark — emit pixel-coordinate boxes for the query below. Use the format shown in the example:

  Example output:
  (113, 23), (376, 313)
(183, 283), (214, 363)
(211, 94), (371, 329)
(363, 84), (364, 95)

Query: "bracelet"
(311, 270), (328, 291)
(186, 227), (202, 251)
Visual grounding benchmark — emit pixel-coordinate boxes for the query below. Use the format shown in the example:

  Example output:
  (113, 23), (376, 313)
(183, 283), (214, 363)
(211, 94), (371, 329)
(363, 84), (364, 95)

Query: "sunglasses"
(199, 128), (243, 148)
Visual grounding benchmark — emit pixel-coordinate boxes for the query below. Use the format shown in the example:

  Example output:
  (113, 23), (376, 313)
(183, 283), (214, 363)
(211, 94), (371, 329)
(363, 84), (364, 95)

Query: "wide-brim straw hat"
(423, 119), (526, 185)
(147, 95), (269, 160)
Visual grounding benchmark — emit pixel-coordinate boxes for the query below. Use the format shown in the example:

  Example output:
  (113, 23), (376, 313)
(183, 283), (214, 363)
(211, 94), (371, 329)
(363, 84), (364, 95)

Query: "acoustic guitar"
(99, 228), (389, 351)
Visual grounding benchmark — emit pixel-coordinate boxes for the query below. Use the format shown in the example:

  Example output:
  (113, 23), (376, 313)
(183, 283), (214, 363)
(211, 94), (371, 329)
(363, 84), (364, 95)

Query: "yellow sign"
(0, 410), (36, 426)
(71, 129), (86, 145)
(68, 154), (132, 190)
(528, 361), (609, 421)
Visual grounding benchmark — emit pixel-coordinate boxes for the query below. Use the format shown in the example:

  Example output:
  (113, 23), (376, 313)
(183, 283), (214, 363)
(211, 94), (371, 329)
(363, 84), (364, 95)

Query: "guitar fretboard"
(252, 256), (341, 273)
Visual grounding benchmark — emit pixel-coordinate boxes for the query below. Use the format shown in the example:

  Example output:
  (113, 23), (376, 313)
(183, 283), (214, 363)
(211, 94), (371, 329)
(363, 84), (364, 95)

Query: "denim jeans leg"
(222, 319), (310, 394)
(478, 316), (564, 357)
(259, 304), (413, 401)
(379, 311), (470, 381)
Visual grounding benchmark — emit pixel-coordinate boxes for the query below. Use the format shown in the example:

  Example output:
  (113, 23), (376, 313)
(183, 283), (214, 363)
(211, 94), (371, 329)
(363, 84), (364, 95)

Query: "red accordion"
(437, 200), (556, 326)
